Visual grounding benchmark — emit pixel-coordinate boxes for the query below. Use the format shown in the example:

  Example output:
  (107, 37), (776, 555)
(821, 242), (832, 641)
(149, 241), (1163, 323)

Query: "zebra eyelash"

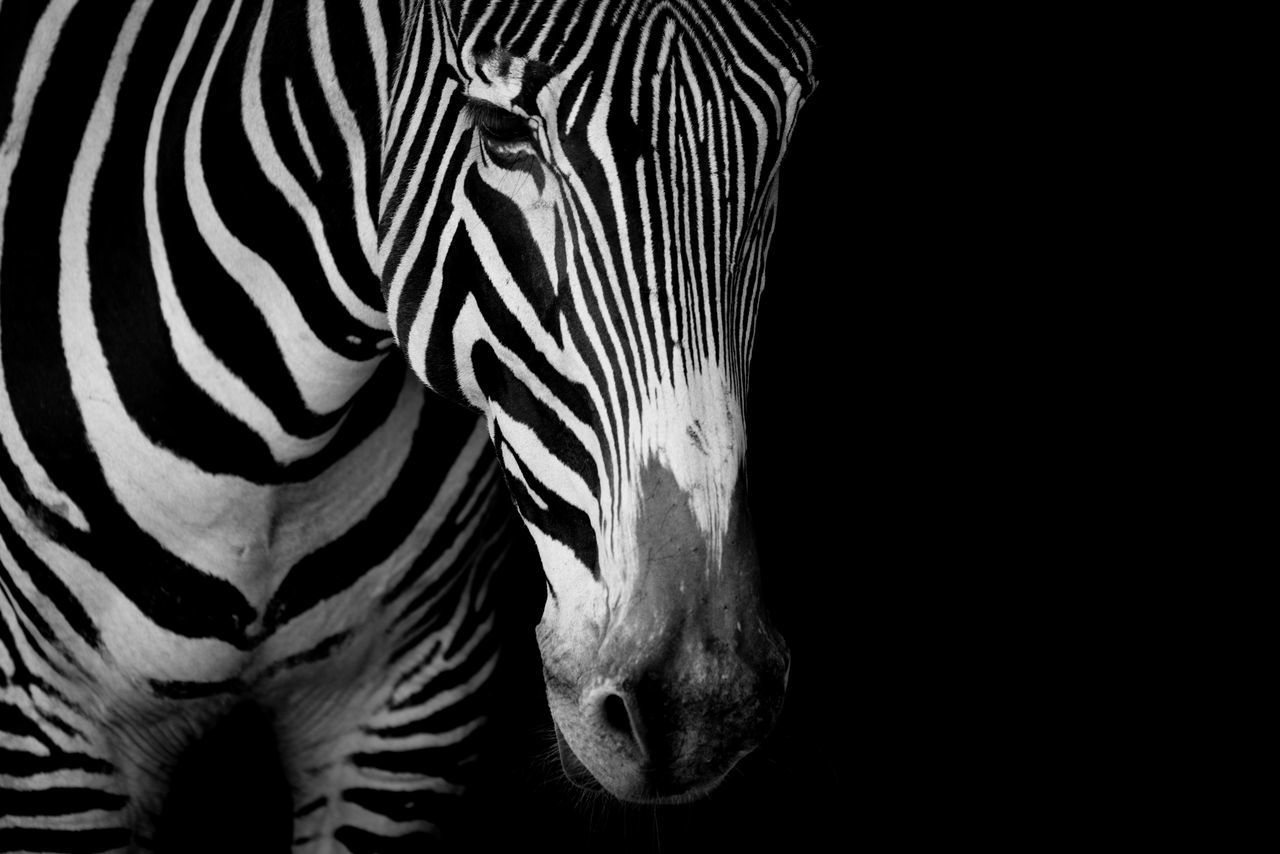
(462, 99), (536, 147)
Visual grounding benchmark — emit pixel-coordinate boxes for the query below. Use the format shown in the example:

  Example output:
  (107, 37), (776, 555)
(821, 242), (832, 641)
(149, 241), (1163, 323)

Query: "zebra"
(0, 0), (817, 850)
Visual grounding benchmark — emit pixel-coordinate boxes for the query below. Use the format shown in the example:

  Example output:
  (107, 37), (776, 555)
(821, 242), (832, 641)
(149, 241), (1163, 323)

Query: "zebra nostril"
(597, 690), (654, 762)
(601, 692), (633, 740)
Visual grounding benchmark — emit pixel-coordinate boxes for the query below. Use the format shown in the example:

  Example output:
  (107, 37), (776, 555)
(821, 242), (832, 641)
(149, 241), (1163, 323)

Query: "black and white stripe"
(1, 0), (816, 849)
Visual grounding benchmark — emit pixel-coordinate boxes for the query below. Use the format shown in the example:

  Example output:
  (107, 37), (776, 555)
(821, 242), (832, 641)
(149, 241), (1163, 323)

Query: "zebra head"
(382, 0), (815, 803)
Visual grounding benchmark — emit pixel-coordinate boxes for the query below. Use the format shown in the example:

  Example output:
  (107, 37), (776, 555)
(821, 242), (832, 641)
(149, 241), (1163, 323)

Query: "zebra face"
(383, 1), (815, 803)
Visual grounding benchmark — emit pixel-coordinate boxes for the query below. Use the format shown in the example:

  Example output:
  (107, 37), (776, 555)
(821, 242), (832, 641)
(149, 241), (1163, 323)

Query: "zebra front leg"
(280, 637), (502, 852)
(0, 638), (205, 852)
(0, 693), (135, 854)
(276, 567), (506, 852)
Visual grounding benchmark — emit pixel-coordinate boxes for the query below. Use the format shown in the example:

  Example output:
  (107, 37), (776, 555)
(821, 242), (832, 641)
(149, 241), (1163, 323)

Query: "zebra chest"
(62, 381), (443, 684)
(125, 480), (290, 599)
(109, 443), (418, 612)
(67, 452), (422, 707)
(85, 370), (426, 595)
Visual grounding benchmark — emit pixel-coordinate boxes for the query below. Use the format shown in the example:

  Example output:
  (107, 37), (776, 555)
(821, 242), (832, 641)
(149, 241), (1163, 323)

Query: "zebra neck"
(175, 0), (409, 463)
(0, 1), (419, 479)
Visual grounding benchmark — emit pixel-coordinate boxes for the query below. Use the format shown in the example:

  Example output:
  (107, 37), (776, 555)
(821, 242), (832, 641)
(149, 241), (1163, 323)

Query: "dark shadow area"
(155, 703), (293, 853)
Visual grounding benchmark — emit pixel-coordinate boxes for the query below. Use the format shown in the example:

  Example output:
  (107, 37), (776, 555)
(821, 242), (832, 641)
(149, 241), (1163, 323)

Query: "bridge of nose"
(600, 458), (778, 685)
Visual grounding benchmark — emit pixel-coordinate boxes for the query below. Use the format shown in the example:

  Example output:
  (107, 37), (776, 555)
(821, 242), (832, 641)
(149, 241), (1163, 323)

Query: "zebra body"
(1, 0), (815, 849)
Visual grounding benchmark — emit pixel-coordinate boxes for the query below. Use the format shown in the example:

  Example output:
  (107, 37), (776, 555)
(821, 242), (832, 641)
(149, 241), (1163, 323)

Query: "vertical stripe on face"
(382, 0), (814, 598)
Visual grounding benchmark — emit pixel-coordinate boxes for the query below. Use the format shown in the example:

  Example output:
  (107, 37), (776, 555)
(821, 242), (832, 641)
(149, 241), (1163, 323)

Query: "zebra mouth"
(551, 721), (729, 805)
(552, 721), (604, 792)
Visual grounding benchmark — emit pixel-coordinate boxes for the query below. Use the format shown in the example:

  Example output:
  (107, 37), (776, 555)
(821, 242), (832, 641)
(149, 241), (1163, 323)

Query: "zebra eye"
(464, 100), (535, 148)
